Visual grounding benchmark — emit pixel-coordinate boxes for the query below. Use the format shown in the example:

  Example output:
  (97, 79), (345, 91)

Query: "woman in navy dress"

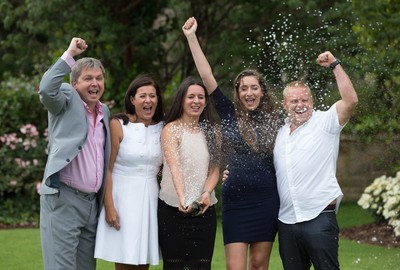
(183, 17), (280, 270)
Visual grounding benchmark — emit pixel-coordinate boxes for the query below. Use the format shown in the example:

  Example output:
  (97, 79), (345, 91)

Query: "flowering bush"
(0, 123), (48, 225)
(358, 172), (400, 236)
(0, 78), (49, 225)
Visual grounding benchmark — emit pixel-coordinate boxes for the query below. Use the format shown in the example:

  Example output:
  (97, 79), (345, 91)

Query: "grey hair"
(70, 57), (105, 83)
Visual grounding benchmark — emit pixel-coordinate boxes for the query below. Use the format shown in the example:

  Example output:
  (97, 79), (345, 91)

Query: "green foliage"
(0, 76), (47, 133)
(0, 0), (171, 111)
(1, 0), (400, 224)
(1, 0), (399, 135)
(0, 79), (47, 225)
(0, 196), (40, 225)
(349, 0), (400, 137)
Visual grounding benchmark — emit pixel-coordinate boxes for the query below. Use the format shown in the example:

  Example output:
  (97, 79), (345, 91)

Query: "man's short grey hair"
(70, 57), (105, 83)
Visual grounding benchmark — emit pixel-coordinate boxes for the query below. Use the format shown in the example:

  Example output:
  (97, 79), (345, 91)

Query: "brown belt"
(322, 204), (336, 212)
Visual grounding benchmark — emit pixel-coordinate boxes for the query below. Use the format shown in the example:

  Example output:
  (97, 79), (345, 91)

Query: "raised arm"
(65, 37), (88, 57)
(39, 37), (89, 115)
(317, 51), (358, 126)
(182, 17), (218, 94)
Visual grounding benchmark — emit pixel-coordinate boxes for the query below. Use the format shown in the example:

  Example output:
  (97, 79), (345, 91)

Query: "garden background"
(0, 0), (399, 264)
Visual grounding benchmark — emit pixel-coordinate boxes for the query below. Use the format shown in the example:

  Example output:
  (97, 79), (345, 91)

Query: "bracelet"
(330, 58), (341, 69)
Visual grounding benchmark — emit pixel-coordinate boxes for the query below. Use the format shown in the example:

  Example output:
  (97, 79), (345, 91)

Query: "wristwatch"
(330, 58), (341, 69)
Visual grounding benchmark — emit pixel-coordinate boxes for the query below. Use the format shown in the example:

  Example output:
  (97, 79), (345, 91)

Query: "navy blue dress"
(211, 87), (279, 245)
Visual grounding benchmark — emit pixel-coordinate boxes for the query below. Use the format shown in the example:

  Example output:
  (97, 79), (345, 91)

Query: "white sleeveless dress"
(95, 121), (163, 265)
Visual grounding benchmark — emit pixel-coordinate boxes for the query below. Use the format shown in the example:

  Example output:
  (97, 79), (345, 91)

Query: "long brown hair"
(233, 69), (279, 152)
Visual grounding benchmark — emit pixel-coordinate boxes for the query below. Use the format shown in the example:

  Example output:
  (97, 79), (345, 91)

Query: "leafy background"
(0, 0), (399, 225)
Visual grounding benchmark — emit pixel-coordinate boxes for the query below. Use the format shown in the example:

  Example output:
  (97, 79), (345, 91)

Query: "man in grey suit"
(38, 37), (111, 270)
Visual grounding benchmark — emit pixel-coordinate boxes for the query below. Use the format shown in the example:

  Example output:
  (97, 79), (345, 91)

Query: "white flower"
(359, 172), (400, 236)
(394, 226), (400, 237)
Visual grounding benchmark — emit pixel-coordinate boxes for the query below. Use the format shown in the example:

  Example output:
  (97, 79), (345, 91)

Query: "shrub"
(358, 172), (400, 236)
(0, 76), (47, 226)
(0, 123), (47, 225)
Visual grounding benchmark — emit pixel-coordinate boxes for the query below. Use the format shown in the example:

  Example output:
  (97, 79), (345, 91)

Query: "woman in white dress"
(158, 77), (220, 269)
(95, 75), (164, 270)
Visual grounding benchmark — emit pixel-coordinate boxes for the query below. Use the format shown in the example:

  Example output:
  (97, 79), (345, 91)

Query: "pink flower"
(10, 180), (17, 186)
(105, 100), (115, 109)
(14, 158), (22, 167)
(1, 133), (22, 149)
(43, 128), (48, 137)
(36, 182), (42, 194)
(31, 139), (37, 148)
(23, 139), (32, 150)
(14, 158), (28, 168)
(20, 124), (39, 137)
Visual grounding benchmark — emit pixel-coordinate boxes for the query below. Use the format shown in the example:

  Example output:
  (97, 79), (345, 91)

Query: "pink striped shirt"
(58, 52), (106, 193)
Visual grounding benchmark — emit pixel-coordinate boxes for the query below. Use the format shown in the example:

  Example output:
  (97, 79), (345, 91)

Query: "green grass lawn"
(1, 203), (399, 269)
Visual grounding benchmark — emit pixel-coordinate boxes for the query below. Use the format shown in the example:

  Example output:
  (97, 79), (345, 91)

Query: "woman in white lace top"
(158, 76), (220, 270)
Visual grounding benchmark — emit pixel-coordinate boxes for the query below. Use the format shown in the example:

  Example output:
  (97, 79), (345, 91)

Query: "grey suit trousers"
(40, 184), (98, 270)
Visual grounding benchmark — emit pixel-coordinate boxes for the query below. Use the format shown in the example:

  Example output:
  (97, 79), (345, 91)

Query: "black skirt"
(222, 194), (279, 244)
(158, 199), (217, 270)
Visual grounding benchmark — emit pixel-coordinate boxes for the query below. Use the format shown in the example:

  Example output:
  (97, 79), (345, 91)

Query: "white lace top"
(159, 129), (217, 207)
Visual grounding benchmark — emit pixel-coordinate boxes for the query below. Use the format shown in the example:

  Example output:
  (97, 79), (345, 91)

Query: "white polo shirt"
(273, 103), (344, 224)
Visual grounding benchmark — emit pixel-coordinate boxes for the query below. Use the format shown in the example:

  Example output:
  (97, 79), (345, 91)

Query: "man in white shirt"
(273, 51), (358, 270)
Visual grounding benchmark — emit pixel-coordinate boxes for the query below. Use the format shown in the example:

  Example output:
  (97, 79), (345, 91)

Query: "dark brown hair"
(114, 74), (164, 124)
(164, 76), (220, 164)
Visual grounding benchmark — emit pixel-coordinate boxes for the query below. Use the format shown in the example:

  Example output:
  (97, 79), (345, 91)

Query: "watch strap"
(330, 58), (341, 69)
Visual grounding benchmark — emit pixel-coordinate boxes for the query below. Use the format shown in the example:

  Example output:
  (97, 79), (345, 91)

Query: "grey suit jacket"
(38, 58), (111, 208)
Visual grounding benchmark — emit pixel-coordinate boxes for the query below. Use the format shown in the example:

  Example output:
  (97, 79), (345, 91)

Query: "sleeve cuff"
(61, 51), (76, 68)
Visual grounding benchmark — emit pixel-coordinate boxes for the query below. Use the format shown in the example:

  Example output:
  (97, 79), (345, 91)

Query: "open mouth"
(245, 98), (256, 106)
(191, 106), (201, 111)
(88, 89), (99, 96)
(295, 107), (308, 115)
(143, 106), (153, 114)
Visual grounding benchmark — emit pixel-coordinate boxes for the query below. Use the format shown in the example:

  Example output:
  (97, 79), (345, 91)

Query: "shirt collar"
(81, 100), (103, 114)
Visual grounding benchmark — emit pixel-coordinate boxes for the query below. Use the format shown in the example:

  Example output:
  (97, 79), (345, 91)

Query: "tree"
(0, 0), (171, 106)
(1, 0), (398, 133)
(350, 0), (400, 137)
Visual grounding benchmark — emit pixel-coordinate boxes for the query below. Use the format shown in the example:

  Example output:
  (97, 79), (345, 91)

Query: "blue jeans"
(278, 212), (340, 270)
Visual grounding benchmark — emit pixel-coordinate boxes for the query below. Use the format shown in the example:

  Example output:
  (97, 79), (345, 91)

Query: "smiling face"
(237, 76), (263, 111)
(182, 85), (207, 119)
(72, 67), (105, 111)
(283, 85), (313, 129)
(131, 85), (158, 125)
